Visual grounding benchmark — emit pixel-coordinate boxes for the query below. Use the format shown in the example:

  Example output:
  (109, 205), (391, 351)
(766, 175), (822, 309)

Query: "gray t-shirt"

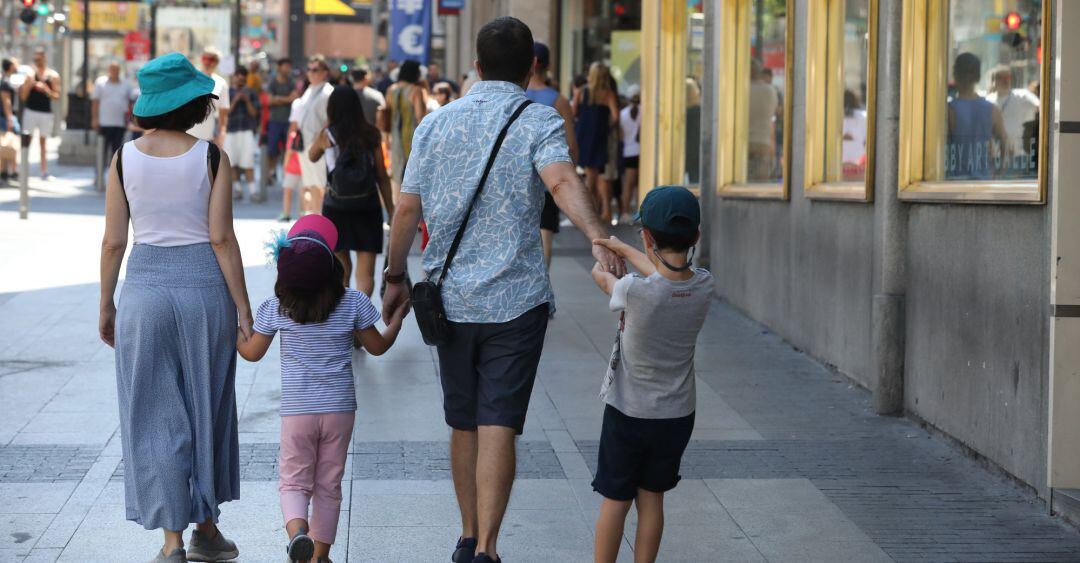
(268, 77), (295, 123)
(357, 86), (385, 127)
(601, 268), (713, 419)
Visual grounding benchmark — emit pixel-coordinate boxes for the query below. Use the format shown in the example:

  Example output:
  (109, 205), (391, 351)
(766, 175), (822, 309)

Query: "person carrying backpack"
(309, 86), (395, 296)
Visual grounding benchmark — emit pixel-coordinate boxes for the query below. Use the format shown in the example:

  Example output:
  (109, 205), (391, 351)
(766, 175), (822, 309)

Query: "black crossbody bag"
(411, 99), (533, 346)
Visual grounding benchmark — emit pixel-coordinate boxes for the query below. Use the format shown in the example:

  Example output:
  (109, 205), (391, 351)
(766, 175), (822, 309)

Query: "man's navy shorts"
(436, 303), (549, 435)
(592, 404), (695, 501)
(266, 120), (289, 159)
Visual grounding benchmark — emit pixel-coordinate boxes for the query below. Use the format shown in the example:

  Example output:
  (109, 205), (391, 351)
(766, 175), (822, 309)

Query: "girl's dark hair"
(135, 94), (215, 131)
(274, 258), (346, 324)
(327, 85), (381, 153)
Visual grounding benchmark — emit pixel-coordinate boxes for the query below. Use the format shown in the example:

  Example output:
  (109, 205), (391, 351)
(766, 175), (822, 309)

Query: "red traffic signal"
(1004, 12), (1022, 31)
(20, 0), (34, 7)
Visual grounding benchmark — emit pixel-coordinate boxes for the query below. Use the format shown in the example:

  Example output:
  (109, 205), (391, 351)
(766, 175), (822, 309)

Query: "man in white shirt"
(296, 54), (334, 213)
(986, 65), (1039, 167)
(91, 62), (136, 187)
(187, 46), (231, 146)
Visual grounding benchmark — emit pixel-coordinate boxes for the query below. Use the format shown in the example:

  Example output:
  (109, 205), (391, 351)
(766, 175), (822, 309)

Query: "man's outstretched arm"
(540, 161), (626, 277)
(382, 193), (423, 320)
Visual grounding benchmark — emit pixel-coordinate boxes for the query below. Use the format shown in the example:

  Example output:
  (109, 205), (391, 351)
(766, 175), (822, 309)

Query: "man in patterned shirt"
(382, 17), (624, 563)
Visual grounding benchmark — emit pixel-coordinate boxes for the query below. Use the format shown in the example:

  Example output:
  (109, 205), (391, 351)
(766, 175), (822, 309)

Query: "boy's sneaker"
(186, 529), (239, 562)
(150, 547), (187, 562)
(451, 537), (477, 562)
(286, 530), (315, 563)
(473, 555), (501, 563)
(278, 213), (292, 222)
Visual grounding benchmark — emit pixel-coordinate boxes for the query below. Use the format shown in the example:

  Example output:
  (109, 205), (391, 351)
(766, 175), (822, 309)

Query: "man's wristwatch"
(383, 267), (406, 285)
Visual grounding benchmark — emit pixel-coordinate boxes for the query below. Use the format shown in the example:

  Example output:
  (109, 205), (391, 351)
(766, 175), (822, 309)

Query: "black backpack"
(326, 132), (380, 212)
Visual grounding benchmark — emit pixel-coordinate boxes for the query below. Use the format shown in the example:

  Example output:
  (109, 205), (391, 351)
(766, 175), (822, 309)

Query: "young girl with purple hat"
(237, 214), (410, 563)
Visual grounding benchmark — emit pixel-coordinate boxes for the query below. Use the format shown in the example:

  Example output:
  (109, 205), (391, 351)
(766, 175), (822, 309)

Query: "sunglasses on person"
(307, 66), (324, 73)
(201, 55), (219, 64)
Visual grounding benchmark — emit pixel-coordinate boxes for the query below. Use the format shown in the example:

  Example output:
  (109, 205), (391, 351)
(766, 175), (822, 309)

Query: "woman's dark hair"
(476, 17), (534, 84)
(135, 94), (215, 131)
(398, 60), (421, 84)
(647, 219), (696, 252)
(274, 258), (346, 324)
(327, 85), (381, 154)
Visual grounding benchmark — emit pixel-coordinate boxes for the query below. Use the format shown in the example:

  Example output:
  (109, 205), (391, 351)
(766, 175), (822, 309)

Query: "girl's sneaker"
(286, 530), (315, 562)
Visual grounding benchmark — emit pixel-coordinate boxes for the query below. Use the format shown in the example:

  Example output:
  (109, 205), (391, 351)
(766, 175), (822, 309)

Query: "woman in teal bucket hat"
(99, 52), (251, 563)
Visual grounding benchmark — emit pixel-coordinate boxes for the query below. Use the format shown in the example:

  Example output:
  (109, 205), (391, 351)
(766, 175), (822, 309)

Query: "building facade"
(694, 0), (1078, 510)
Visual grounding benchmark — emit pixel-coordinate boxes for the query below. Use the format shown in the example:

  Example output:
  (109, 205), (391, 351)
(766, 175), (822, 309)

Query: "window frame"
(803, 0), (878, 202)
(715, 0), (795, 200)
(897, 0), (1052, 204)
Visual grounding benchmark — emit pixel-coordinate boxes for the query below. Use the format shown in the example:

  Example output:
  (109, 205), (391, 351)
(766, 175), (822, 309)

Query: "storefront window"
(746, 0), (787, 183)
(937, 1), (1041, 181)
(560, 0), (641, 96)
(899, 0), (1049, 203)
(805, 0), (875, 200)
(716, 0), (792, 199)
(685, 3), (704, 186)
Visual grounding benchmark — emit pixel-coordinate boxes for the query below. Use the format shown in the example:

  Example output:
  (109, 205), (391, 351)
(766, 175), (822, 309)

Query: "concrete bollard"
(18, 132), (30, 219)
(94, 133), (104, 191)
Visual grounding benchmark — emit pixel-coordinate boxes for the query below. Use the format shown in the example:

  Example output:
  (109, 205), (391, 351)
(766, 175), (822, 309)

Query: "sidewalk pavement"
(3, 165), (1080, 562)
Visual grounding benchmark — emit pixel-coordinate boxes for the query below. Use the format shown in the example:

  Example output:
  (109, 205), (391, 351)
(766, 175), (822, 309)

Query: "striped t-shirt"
(253, 288), (380, 416)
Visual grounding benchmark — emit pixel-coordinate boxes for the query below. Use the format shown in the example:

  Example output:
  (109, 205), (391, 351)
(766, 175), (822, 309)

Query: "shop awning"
(304, 0), (355, 16)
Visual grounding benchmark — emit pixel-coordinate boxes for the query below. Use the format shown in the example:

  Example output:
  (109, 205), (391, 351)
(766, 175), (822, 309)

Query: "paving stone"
(0, 446), (101, 483)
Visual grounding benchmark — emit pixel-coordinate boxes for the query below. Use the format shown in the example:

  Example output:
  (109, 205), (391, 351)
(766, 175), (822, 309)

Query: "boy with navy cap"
(589, 185), (713, 563)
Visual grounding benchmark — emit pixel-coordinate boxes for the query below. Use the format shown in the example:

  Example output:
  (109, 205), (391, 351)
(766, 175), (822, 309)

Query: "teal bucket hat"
(133, 52), (217, 118)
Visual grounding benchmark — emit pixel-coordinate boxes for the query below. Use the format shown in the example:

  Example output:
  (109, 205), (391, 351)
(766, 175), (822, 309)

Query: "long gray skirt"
(115, 243), (239, 531)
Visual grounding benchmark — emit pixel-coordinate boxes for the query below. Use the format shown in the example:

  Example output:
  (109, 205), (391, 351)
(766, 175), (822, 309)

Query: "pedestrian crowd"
(95, 16), (711, 563)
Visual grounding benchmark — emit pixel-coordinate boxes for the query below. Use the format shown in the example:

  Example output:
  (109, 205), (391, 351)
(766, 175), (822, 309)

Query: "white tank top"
(122, 140), (212, 247)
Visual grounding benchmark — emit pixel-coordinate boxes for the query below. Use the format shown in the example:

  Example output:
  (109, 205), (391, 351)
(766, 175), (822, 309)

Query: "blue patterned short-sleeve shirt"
(401, 80), (572, 323)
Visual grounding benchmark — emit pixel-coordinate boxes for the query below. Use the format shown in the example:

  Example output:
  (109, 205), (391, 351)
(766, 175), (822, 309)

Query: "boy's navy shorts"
(436, 303), (549, 435)
(592, 404), (695, 501)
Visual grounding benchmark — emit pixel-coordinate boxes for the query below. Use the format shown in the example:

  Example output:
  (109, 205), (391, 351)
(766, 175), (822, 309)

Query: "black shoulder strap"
(436, 99), (533, 287)
(115, 144), (128, 211)
(115, 144), (124, 187)
(207, 141), (221, 184)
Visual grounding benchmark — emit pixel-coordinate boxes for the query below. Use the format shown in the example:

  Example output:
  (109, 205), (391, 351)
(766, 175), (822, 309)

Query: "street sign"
(390, 0), (431, 64)
(438, 0), (462, 14)
(124, 30), (150, 61)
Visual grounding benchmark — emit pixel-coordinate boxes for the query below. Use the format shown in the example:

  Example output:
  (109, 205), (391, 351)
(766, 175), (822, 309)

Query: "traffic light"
(19, 1), (36, 24)
(1004, 12), (1022, 31)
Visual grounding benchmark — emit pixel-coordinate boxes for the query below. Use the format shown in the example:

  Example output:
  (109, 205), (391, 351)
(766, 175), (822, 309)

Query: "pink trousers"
(279, 412), (355, 544)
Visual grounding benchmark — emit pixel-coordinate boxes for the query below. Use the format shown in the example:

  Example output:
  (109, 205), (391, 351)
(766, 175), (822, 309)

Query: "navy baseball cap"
(533, 42), (551, 69)
(635, 186), (700, 238)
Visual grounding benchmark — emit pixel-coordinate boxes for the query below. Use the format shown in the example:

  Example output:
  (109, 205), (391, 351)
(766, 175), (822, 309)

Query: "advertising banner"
(68, 1), (141, 32)
(390, 0), (431, 65)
